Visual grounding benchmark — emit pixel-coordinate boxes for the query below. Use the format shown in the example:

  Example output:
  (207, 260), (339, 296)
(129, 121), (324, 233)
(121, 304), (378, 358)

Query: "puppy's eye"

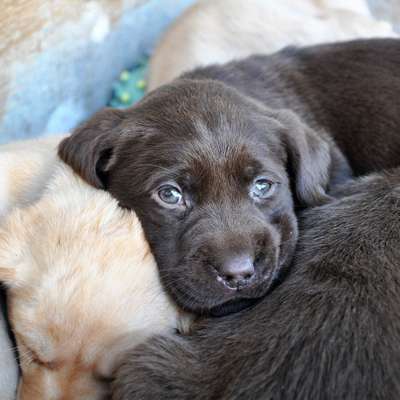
(158, 185), (183, 205)
(250, 178), (275, 200)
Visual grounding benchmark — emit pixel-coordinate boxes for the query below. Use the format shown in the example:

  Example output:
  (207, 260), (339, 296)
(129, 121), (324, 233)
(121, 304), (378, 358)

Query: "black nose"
(219, 255), (255, 288)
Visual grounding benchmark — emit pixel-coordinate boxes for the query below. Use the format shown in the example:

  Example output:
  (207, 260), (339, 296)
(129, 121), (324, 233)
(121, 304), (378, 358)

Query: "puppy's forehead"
(122, 81), (287, 190)
(139, 92), (278, 154)
(183, 119), (265, 171)
(139, 120), (285, 197)
(134, 78), (279, 137)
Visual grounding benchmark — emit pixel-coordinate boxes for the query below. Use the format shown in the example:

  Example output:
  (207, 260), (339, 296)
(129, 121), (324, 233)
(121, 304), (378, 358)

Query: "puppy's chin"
(209, 298), (261, 317)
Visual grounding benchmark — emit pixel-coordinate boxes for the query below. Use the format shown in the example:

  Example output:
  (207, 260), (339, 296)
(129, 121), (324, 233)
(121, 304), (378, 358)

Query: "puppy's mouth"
(209, 297), (261, 317)
(208, 267), (281, 317)
(170, 246), (286, 315)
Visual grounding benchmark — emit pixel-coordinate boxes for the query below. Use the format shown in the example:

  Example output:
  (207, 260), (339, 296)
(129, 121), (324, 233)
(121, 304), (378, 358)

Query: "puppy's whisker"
(0, 345), (19, 353)
(18, 351), (34, 367)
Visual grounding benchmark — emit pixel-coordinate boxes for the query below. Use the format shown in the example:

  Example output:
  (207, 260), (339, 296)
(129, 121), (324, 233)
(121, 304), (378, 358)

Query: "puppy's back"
(184, 38), (400, 176)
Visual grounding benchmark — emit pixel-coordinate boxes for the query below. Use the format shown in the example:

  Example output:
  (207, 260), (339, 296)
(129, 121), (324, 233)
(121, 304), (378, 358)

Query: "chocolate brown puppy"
(59, 85), (343, 317)
(59, 39), (400, 315)
(113, 169), (400, 400)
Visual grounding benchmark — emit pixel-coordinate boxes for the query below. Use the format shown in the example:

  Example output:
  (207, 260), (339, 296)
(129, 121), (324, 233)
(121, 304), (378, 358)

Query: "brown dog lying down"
(148, 0), (397, 90)
(113, 169), (400, 400)
(0, 145), (191, 399)
(59, 39), (400, 319)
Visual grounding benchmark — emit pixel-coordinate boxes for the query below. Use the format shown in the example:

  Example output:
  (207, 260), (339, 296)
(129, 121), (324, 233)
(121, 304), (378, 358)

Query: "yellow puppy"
(0, 135), (66, 400)
(0, 157), (191, 399)
(148, 0), (397, 90)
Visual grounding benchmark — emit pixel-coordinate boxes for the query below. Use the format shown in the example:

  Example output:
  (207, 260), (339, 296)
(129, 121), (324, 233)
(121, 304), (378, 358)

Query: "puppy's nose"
(219, 255), (255, 288)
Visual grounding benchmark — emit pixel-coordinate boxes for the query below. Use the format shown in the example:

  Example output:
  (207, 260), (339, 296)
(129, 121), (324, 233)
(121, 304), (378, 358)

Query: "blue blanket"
(0, 0), (195, 144)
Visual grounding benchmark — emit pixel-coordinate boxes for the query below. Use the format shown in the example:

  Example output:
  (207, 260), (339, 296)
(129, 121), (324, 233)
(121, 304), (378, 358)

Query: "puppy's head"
(59, 79), (335, 315)
(0, 163), (188, 399)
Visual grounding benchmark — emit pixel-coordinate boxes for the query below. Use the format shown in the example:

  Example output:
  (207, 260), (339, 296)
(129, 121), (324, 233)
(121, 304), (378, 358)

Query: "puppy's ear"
(274, 109), (333, 207)
(58, 108), (125, 189)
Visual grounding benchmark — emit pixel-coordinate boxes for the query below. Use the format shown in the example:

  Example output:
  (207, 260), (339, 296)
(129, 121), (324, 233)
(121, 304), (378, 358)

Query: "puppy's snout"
(218, 254), (255, 288)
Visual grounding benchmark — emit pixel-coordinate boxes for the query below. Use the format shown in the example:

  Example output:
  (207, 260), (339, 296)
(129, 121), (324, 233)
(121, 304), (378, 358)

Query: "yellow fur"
(0, 136), (66, 219)
(0, 159), (191, 399)
(148, 0), (397, 90)
(0, 136), (67, 400)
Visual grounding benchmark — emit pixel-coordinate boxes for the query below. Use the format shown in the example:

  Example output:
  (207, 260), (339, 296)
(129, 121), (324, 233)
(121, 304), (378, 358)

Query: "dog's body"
(0, 141), (191, 399)
(60, 39), (400, 317)
(114, 169), (400, 400)
(148, 0), (397, 90)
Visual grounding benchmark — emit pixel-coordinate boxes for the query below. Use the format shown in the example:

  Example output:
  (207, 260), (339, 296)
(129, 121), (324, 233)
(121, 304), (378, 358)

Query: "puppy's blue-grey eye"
(251, 179), (275, 199)
(158, 186), (183, 205)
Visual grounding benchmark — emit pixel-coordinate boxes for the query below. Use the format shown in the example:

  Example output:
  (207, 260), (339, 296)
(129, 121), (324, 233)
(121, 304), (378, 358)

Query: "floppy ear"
(58, 108), (125, 189)
(271, 109), (335, 207)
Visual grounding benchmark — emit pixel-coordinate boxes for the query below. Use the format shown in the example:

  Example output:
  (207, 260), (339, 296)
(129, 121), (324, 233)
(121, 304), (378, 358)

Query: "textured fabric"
(0, 0), (397, 144)
(0, 0), (195, 145)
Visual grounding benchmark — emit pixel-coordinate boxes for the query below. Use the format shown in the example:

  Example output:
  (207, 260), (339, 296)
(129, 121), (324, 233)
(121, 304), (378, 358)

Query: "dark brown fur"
(58, 39), (400, 398)
(59, 39), (400, 315)
(186, 39), (400, 176)
(113, 169), (400, 400)
(59, 80), (339, 315)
